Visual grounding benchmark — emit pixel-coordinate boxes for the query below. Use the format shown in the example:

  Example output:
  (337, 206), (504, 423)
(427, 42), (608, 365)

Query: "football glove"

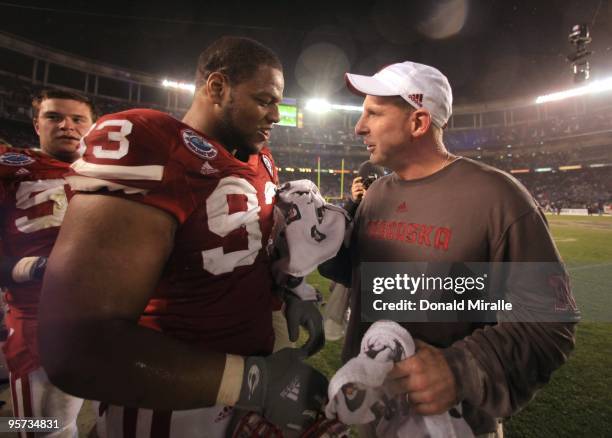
(284, 291), (324, 357)
(236, 348), (328, 433)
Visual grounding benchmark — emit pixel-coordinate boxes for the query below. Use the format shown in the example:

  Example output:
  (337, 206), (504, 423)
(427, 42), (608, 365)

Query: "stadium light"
(535, 76), (612, 104)
(305, 98), (332, 113)
(331, 103), (363, 112)
(306, 98), (363, 113)
(162, 79), (196, 93)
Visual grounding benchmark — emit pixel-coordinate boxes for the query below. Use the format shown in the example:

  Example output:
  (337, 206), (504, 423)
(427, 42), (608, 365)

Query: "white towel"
(273, 180), (349, 278)
(325, 321), (474, 438)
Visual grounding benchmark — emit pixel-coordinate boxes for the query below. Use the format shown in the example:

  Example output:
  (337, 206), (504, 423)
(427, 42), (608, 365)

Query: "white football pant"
(10, 367), (83, 438)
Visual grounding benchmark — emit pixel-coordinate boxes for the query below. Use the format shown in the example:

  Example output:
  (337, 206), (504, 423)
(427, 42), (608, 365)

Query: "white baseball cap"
(345, 61), (453, 128)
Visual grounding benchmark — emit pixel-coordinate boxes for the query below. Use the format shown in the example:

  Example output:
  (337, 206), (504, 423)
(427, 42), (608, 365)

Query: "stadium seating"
(1, 63), (610, 211)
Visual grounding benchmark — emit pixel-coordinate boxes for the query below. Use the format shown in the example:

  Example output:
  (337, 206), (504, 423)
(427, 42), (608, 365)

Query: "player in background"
(38, 37), (328, 437)
(0, 89), (96, 437)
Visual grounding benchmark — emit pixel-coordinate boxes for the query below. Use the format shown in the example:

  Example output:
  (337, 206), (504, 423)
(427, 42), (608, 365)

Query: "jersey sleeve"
(0, 146), (32, 204)
(66, 110), (194, 223)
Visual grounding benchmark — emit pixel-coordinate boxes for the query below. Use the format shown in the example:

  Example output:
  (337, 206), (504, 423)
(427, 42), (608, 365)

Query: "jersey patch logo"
(0, 153), (35, 167)
(261, 154), (274, 178)
(181, 129), (218, 160)
(15, 167), (31, 176)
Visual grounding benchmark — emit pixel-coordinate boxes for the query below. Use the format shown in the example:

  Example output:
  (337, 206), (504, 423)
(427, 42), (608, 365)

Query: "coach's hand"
(385, 339), (457, 415)
(284, 291), (324, 357)
(237, 348), (328, 432)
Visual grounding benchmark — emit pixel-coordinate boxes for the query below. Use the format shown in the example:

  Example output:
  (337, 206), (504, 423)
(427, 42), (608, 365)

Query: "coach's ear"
(410, 109), (432, 139)
(206, 72), (229, 105)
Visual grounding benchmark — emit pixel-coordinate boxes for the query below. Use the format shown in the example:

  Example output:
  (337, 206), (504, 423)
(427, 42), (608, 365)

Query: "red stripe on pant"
(10, 373), (35, 438)
(122, 408), (172, 438)
(9, 373), (19, 417)
(123, 407), (138, 438)
(21, 374), (35, 438)
(150, 411), (172, 438)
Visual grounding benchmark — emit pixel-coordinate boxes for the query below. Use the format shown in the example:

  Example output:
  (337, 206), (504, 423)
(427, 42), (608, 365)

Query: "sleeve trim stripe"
(65, 175), (149, 195)
(71, 159), (164, 181)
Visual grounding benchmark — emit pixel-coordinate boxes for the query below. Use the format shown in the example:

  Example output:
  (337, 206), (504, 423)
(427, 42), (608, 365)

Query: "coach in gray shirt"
(321, 61), (579, 436)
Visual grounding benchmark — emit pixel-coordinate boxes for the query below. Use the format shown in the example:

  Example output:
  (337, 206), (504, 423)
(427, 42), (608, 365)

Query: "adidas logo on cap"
(408, 94), (423, 107)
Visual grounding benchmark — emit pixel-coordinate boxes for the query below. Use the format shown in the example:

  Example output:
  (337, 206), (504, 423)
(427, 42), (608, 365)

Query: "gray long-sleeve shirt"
(321, 157), (579, 434)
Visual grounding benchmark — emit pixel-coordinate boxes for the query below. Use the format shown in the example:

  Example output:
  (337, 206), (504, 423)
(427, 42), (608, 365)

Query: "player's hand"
(8, 256), (48, 283)
(350, 177), (365, 203)
(385, 339), (457, 415)
(284, 292), (324, 357)
(237, 348), (329, 432)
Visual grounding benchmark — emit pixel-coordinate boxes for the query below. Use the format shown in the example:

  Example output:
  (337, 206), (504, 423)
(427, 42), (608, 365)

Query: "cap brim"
(345, 73), (398, 97)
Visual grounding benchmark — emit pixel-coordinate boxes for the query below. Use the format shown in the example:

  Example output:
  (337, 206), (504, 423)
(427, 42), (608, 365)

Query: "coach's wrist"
(442, 344), (484, 407)
(215, 354), (244, 406)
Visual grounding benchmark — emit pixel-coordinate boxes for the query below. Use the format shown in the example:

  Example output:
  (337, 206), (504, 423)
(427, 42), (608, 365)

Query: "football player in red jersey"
(39, 37), (329, 437)
(0, 89), (96, 436)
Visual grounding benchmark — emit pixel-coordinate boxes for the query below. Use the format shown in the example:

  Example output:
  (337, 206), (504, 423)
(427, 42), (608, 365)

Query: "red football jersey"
(68, 109), (279, 356)
(0, 145), (71, 376)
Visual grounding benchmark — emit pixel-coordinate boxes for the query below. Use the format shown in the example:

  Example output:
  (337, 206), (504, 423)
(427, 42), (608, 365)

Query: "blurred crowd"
(518, 168), (611, 211)
(1, 79), (610, 211)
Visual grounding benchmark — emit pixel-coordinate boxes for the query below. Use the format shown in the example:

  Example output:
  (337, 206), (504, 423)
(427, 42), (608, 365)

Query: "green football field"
(305, 214), (612, 437)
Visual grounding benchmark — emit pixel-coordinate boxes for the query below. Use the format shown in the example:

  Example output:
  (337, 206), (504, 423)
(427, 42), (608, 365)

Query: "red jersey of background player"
(0, 145), (70, 376)
(67, 109), (279, 356)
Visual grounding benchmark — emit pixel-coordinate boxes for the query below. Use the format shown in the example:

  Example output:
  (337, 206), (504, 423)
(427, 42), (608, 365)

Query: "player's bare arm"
(38, 194), (228, 410)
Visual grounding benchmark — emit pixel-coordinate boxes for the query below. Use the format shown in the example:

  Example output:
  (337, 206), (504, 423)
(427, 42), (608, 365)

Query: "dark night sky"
(1, 0), (611, 105)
